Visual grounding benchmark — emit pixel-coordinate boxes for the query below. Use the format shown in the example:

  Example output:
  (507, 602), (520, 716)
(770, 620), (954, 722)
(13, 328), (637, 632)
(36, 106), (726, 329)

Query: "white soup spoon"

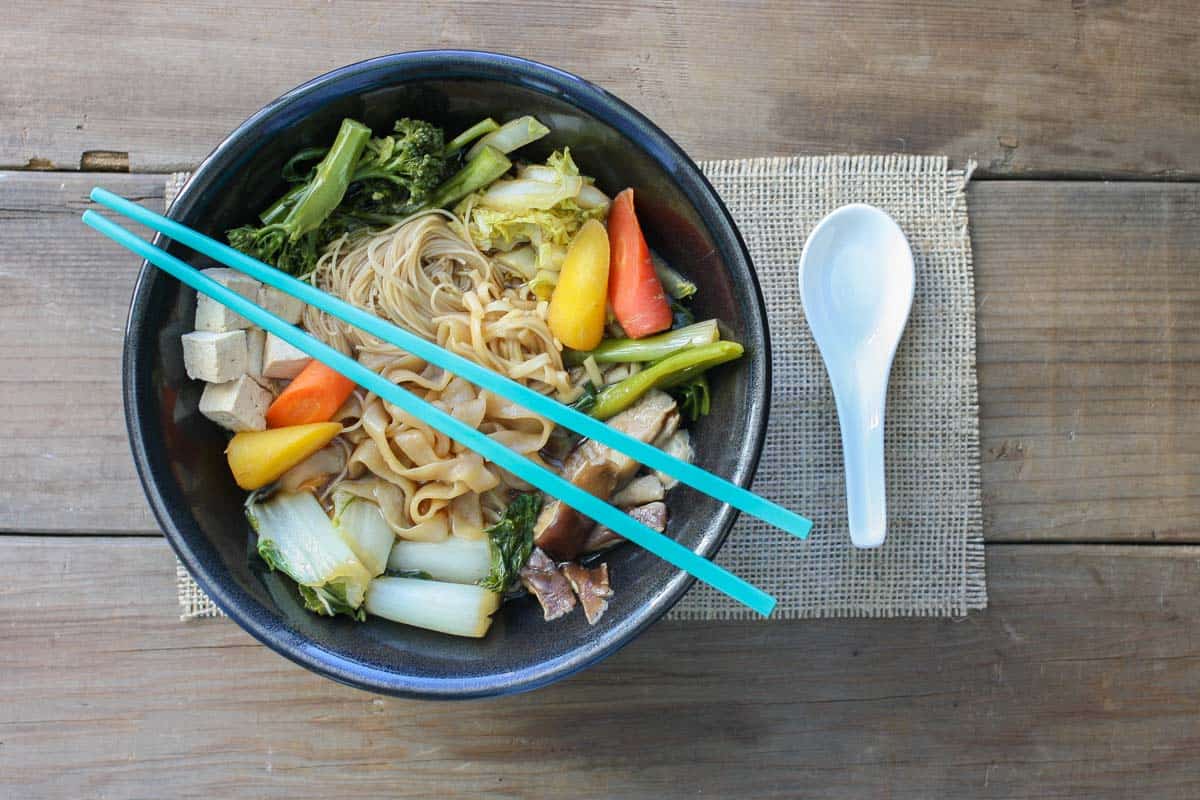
(798, 204), (914, 548)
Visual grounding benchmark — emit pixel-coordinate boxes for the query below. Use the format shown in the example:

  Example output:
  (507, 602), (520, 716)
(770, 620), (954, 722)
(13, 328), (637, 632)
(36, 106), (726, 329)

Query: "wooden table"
(2, 3), (1197, 797)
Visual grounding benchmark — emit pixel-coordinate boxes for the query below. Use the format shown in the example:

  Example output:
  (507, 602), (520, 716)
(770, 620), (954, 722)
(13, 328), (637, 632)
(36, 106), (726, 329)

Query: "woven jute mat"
(168, 154), (985, 622)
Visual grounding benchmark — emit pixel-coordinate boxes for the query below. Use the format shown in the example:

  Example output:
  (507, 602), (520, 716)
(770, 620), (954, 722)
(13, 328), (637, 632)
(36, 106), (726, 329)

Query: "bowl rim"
(123, 50), (772, 698)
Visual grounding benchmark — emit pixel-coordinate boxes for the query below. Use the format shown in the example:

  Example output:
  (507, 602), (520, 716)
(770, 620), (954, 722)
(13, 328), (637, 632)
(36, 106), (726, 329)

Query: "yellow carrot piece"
(547, 219), (610, 351)
(226, 422), (342, 490)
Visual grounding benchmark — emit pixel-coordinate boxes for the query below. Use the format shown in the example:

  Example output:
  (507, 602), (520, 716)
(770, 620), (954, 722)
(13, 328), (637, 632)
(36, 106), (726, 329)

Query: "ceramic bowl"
(123, 51), (770, 698)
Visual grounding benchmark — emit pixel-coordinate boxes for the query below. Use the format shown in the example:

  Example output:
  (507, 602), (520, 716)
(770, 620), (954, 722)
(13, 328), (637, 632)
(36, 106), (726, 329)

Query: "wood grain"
(0, 536), (1196, 799)
(2, 1), (1198, 177)
(2, 172), (1196, 540)
(974, 182), (1200, 541)
(0, 173), (161, 533)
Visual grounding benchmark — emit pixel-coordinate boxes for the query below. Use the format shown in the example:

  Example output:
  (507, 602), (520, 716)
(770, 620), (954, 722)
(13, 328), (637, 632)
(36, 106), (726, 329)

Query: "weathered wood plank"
(0, 173), (162, 533)
(2, 1), (1198, 176)
(0, 537), (1196, 798)
(973, 182), (1200, 541)
(1, 173), (1197, 539)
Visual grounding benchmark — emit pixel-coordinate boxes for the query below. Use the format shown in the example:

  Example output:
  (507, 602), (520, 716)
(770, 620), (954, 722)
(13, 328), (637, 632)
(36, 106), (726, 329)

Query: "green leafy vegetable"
(331, 493), (395, 577)
(653, 256), (698, 300)
(564, 320), (720, 365)
(568, 380), (600, 415)
(249, 490), (373, 620)
(229, 117), (513, 277)
(465, 115), (550, 161)
(456, 148), (609, 288)
(479, 493), (543, 593)
(387, 538), (492, 585)
(257, 538), (287, 573)
(299, 581), (366, 621)
(587, 341), (743, 420)
(443, 117), (500, 156)
(364, 576), (502, 638)
(670, 298), (695, 329)
(227, 118), (372, 277)
(670, 373), (711, 421)
(422, 145), (512, 212)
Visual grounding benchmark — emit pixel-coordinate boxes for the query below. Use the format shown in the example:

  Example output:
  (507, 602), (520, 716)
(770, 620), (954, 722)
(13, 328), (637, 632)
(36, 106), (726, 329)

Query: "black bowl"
(124, 51), (770, 698)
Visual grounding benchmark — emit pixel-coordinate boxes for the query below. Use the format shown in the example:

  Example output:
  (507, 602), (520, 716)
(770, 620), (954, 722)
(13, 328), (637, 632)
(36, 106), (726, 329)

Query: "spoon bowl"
(799, 204), (914, 548)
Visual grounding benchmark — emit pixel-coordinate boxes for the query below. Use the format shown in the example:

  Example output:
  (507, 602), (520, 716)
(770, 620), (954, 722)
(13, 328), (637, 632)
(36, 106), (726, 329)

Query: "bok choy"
(465, 115), (550, 160)
(479, 493), (543, 593)
(364, 577), (501, 638)
(248, 490), (373, 620)
(387, 538), (492, 585)
(457, 148), (610, 295)
(332, 493), (396, 577)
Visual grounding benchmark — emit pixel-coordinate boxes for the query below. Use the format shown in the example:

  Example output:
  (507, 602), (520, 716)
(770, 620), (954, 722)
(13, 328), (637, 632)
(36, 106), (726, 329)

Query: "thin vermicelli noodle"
(302, 211), (567, 542)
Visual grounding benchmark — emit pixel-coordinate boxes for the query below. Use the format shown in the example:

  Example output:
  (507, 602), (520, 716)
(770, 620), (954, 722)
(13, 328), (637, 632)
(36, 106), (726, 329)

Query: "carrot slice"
(607, 188), (673, 339)
(266, 360), (356, 428)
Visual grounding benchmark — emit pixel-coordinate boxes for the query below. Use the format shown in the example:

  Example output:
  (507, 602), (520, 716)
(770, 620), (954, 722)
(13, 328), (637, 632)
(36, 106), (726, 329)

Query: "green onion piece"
(588, 341), (743, 420)
(443, 118), (501, 156)
(564, 319), (720, 366)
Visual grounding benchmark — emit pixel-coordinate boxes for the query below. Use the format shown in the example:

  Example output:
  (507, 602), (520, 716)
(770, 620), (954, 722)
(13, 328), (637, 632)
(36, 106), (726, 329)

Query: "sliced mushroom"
(599, 391), (679, 484)
(519, 548), (577, 621)
(650, 405), (682, 449)
(612, 474), (665, 508)
(533, 392), (678, 560)
(533, 457), (618, 560)
(582, 501), (668, 554)
(654, 429), (693, 490)
(562, 562), (613, 625)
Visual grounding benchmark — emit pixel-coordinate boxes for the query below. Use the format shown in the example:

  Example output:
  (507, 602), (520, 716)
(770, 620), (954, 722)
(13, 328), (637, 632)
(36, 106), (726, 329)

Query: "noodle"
(303, 211), (567, 541)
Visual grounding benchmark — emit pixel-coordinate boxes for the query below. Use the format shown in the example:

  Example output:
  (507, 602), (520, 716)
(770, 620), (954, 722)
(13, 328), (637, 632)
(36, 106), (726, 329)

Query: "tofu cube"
(198, 375), (272, 432)
(181, 330), (247, 383)
(194, 268), (261, 332)
(257, 284), (305, 325)
(245, 328), (266, 380)
(262, 332), (311, 380)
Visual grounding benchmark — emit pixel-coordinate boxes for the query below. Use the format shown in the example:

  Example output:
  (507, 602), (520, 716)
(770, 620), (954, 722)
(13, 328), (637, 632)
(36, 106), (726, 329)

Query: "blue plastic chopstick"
(90, 187), (812, 543)
(83, 208), (775, 616)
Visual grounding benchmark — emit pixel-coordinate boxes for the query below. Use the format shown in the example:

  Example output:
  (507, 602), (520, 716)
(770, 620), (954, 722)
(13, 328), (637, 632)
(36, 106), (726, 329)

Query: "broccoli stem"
(564, 319), (720, 365)
(256, 119), (372, 231)
(281, 118), (372, 239)
(260, 183), (306, 225)
(443, 118), (500, 156)
(587, 341), (743, 420)
(421, 146), (512, 211)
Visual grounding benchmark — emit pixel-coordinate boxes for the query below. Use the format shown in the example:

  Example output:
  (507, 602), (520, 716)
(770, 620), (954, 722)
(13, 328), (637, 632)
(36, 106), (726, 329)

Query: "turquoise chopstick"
(83, 209), (775, 616)
(90, 187), (812, 542)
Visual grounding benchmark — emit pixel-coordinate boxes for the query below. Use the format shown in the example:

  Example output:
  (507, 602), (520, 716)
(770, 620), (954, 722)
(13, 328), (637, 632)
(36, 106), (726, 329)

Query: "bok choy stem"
(421, 146), (513, 211)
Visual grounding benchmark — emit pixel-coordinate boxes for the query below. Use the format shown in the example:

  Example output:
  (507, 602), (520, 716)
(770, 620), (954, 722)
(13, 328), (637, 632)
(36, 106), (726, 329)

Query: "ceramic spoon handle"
(834, 384), (888, 548)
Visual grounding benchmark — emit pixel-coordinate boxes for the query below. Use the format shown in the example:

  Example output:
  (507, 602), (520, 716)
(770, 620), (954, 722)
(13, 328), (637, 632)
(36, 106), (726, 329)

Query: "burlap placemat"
(167, 154), (985, 622)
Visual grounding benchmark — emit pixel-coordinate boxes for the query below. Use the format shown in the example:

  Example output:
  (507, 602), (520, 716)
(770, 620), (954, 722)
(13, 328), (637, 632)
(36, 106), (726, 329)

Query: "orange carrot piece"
(265, 360), (356, 428)
(606, 188), (673, 339)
